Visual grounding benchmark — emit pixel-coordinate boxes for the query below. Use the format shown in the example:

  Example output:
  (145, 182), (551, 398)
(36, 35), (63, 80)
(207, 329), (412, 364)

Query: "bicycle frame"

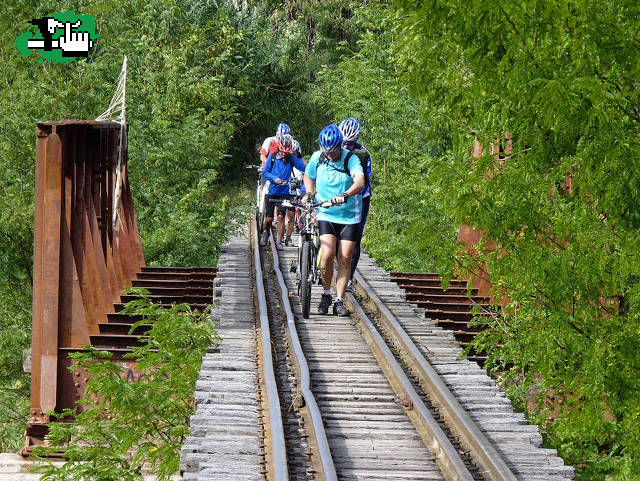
(295, 201), (330, 283)
(285, 200), (332, 318)
(299, 210), (320, 280)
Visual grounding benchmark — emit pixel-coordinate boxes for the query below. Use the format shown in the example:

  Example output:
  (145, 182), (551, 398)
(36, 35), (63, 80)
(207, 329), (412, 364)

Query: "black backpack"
(318, 149), (370, 187)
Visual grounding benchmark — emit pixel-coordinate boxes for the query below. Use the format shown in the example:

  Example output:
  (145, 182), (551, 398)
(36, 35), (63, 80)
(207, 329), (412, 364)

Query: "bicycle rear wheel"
(300, 241), (312, 318)
(256, 210), (265, 234)
(257, 183), (268, 233)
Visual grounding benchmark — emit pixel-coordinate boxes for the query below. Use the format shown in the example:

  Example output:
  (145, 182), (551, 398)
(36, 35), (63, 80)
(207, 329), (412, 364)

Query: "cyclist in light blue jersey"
(303, 124), (365, 317)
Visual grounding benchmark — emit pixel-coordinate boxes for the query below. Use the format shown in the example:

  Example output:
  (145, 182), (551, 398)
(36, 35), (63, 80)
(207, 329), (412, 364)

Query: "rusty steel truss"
(25, 120), (145, 452)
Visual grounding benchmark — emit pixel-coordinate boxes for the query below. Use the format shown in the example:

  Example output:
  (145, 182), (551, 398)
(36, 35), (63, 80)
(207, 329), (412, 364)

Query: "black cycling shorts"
(318, 220), (359, 242)
(266, 195), (294, 218)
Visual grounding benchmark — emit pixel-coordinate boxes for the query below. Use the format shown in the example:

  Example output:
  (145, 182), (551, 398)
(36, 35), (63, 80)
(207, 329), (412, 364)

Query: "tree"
(393, 1), (640, 478)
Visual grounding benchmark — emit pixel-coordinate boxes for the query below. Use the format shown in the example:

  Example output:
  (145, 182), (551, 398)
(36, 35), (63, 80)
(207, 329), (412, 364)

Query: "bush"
(35, 290), (217, 481)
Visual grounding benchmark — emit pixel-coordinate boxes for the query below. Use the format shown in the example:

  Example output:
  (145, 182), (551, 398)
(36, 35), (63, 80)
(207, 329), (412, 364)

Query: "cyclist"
(303, 124), (365, 317)
(338, 118), (372, 292)
(289, 138), (306, 241)
(261, 134), (307, 249)
(259, 123), (301, 228)
(257, 123), (290, 225)
(260, 122), (292, 167)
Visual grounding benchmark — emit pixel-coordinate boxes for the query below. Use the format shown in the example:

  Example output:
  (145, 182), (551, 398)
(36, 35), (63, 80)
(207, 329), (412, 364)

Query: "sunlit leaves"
(36, 292), (217, 481)
(394, 1), (640, 477)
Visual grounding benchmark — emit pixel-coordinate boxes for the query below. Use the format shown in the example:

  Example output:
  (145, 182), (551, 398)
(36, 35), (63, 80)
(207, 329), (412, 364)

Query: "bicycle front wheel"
(300, 241), (312, 318)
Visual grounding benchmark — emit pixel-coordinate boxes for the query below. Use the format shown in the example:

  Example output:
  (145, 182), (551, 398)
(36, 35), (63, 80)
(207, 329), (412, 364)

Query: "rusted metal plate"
(25, 120), (217, 455)
(29, 125), (52, 426)
(40, 130), (63, 417)
(25, 121), (146, 452)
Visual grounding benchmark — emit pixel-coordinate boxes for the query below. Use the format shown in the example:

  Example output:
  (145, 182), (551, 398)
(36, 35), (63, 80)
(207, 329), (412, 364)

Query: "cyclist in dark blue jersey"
(303, 124), (365, 317)
(262, 134), (307, 250)
(338, 118), (372, 292)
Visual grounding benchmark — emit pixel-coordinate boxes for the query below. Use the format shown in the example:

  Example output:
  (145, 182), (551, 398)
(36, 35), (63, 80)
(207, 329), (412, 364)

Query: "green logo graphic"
(15, 11), (98, 63)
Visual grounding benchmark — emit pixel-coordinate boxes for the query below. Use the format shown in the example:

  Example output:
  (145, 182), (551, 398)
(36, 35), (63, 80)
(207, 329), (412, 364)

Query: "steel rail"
(351, 269), (519, 481)
(342, 283), (475, 481)
(268, 237), (338, 481)
(251, 219), (289, 480)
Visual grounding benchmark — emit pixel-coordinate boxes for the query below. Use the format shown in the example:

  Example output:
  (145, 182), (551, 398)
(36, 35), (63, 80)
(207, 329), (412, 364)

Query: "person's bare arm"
(303, 173), (315, 199)
(347, 174), (365, 196)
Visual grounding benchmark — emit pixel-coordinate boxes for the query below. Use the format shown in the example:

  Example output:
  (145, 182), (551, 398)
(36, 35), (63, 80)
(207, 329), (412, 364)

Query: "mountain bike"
(245, 164), (269, 234)
(285, 199), (332, 318)
(286, 177), (304, 239)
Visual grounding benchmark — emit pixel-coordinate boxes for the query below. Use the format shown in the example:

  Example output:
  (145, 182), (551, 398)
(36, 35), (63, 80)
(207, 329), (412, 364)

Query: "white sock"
(323, 289), (332, 295)
(335, 297), (343, 303)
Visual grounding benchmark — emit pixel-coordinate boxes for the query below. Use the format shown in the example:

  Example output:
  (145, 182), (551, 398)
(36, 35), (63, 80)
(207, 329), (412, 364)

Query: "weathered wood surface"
(180, 229), (574, 481)
(356, 252), (575, 480)
(180, 231), (263, 481)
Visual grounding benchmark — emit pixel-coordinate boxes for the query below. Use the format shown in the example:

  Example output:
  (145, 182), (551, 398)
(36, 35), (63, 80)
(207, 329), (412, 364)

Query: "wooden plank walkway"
(180, 232), (263, 481)
(179, 229), (574, 480)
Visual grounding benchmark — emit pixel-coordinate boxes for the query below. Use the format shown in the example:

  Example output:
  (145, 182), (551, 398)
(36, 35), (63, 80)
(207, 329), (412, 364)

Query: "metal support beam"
(23, 120), (145, 454)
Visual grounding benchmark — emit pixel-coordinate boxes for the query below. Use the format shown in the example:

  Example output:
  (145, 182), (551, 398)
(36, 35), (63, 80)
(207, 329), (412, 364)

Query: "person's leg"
(336, 240), (356, 299)
(350, 195), (371, 279)
(319, 234), (337, 290)
(333, 223), (359, 316)
(285, 209), (295, 243)
(262, 196), (277, 245)
(276, 209), (286, 244)
(264, 216), (274, 233)
(317, 232), (337, 314)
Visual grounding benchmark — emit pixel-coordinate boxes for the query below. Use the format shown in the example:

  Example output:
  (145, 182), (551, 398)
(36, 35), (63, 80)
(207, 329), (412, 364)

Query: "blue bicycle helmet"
(339, 118), (360, 143)
(318, 124), (343, 153)
(276, 123), (290, 138)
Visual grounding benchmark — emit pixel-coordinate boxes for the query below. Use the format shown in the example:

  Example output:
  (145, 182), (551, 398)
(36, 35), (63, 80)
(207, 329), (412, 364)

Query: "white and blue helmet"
(276, 123), (291, 138)
(338, 118), (360, 143)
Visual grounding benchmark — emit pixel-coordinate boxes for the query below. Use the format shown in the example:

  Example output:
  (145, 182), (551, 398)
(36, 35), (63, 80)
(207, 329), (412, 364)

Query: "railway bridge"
(19, 120), (574, 480)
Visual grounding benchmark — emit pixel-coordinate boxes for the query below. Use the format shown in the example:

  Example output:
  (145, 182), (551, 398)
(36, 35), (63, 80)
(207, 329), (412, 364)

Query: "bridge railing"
(25, 120), (144, 451)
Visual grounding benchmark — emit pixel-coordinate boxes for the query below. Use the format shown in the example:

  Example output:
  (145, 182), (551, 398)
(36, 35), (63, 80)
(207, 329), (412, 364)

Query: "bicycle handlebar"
(273, 178), (302, 186)
(281, 199), (333, 210)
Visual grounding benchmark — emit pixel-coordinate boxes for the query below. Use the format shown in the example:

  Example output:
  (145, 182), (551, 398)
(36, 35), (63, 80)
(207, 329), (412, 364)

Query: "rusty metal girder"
(24, 120), (145, 453)
(456, 136), (515, 300)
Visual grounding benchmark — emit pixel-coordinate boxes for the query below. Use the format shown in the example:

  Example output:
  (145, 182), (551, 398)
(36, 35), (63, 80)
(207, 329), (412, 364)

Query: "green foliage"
(34, 290), (217, 480)
(0, 0), (254, 448)
(310, 1), (457, 272)
(391, 0), (640, 478)
(0, 321), (30, 451)
(106, 0), (253, 266)
(226, 0), (361, 162)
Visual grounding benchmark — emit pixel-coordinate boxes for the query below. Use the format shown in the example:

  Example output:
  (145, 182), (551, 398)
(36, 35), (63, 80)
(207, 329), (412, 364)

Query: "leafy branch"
(34, 293), (216, 480)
